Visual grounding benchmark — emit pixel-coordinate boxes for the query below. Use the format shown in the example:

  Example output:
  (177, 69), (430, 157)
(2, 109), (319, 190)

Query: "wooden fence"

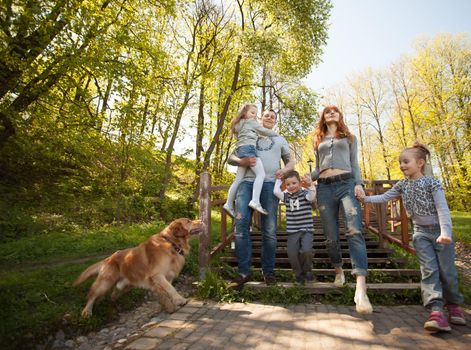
(363, 180), (415, 254)
(198, 173), (415, 277)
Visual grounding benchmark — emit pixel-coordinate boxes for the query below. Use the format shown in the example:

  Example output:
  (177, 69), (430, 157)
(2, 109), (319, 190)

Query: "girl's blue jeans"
(412, 224), (464, 309)
(316, 178), (368, 276)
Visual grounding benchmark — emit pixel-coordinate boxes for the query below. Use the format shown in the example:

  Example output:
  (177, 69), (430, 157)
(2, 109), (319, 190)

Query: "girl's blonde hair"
(230, 103), (257, 135)
(313, 105), (353, 150)
(402, 141), (433, 176)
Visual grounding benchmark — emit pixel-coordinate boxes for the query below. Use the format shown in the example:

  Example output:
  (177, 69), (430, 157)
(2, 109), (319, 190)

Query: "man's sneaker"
(248, 200), (268, 215)
(264, 273), (277, 285)
(228, 274), (250, 290)
(305, 272), (315, 283)
(334, 271), (345, 287)
(424, 311), (451, 332)
(223, 203), (235, 218)
(447, 304), (467, 325)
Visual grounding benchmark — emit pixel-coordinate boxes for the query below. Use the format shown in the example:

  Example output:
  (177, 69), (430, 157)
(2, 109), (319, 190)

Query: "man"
(227, 109), (295, 288)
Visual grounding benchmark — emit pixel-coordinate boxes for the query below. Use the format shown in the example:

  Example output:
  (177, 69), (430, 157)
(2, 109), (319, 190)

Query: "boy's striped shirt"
(283, 189), (314, 233)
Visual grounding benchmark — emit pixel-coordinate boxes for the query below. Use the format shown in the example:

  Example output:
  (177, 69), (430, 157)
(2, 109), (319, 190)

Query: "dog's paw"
(174, 297), (188, 307)
(81, 308), (92, 318)
(164, 302), (177, 313)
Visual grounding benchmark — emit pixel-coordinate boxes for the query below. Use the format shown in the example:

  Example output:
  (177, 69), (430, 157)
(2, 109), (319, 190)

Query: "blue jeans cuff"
(351, 268), (367, 277)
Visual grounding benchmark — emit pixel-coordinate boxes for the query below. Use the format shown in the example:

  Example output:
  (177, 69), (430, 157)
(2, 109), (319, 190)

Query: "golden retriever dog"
(74, 218), (203, 317)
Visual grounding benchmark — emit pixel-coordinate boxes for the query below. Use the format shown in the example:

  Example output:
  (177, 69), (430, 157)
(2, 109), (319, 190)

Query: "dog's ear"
(169, 218), (190, 238)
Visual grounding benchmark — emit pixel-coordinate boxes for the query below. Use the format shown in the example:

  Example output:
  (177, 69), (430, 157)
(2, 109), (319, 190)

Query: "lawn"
(0, 213), (228, 349)
(0, 210), (469, 348)
(0, 221), (196, 349)
(451, 211), (471, 244)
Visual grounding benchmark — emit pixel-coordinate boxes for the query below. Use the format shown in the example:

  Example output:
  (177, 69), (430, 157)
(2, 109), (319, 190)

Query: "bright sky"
(305, 0), (471, 93)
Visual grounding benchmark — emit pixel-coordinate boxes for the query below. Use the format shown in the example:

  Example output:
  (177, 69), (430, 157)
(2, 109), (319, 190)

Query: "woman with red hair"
(313, 105), (372, 314)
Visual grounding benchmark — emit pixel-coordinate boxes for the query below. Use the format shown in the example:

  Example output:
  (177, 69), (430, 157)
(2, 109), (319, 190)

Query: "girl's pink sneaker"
(424, 311), (451, 332)
(447, 304), (467, 325)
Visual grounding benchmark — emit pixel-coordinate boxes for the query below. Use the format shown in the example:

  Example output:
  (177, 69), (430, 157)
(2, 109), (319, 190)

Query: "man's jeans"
(317, 178), (368, 276)
(234, 181), (278, 276)
(412, 224), (464, 309)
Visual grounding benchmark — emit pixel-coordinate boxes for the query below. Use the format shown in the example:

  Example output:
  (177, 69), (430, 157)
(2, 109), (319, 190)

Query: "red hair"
(313, 105), (353, 150)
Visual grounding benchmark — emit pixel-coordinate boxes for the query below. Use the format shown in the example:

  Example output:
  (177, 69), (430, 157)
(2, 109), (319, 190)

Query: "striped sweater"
(274, 179), (315, 234)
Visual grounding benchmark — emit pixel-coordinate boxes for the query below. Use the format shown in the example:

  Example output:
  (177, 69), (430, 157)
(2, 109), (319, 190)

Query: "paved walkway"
(119, 300), (471, 350)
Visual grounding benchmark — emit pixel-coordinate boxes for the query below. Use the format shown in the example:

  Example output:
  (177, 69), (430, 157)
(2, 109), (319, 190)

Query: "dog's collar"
(162, 236), (185, 256)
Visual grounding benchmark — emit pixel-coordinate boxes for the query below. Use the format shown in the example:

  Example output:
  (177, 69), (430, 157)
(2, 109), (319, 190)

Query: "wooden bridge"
(197, 172), (421, 292)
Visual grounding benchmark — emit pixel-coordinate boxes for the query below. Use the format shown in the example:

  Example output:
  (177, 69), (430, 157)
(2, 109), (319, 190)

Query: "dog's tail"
(73, 261), (103, 286)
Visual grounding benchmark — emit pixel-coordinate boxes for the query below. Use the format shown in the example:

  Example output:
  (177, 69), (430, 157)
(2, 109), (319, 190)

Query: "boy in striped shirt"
(274, 170), (316, 284)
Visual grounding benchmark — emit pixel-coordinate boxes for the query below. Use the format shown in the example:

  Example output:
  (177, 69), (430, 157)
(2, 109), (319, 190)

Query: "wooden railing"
(363, 180), (415, 254)
(198, 171), (283, 278)
(198, 172), (233, 278)
(198, 174), (416, 277)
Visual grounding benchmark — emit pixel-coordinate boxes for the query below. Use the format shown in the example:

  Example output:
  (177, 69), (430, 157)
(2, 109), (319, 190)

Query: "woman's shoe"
(354, 289), (373, 314)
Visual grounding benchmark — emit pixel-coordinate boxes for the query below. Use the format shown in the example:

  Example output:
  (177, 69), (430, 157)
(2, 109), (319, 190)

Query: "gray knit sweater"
(315, 135), (362, 185)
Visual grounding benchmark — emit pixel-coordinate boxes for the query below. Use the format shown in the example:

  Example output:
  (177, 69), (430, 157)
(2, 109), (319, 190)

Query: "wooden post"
(374, 183), (387, 248)
(198, 172), (211, 279)
(399, 198), (410, 249)
(364, 202), (370, 228)
(221, 208), (227, 243)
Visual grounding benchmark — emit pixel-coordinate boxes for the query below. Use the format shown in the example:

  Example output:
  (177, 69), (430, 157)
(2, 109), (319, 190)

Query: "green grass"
(1, 209), (469, 348)
(0, 222), (171, 349)
(0, 222), (166, 267)
(0, 212), (228, 349)
(451, 211), (471, 244)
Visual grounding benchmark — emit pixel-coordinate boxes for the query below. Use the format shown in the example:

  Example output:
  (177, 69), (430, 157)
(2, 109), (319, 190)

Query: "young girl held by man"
(223, 104), (278, 217)
(361, 142), (466, 332)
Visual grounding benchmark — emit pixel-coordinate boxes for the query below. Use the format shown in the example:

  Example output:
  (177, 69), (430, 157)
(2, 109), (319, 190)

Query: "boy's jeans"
(317, 178), (368, 276)
(234, 181), (278, 276)
(287, 230), (313, 278)
(412, 224), (464, 309)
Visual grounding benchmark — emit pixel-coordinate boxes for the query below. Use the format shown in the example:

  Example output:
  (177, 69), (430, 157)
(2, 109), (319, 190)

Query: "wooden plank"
(242, 248), (393, 255)
(251, 241), (380, 247)
(220, 257), (406, 264)
(233, 281), (420, 294)
(247, 268), (421, 276)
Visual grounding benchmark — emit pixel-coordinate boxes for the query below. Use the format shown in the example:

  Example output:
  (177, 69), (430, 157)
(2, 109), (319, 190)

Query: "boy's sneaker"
(305, 272), (315, 283)
(447, 304), (467, 325)
(264, 273), (277, 286)
(295, 274), (305, 284)
(248, 200), (268, 215)
(228, 274), (251, 290)
(223, 203), (235, 218)
(424, 311), (451, 332)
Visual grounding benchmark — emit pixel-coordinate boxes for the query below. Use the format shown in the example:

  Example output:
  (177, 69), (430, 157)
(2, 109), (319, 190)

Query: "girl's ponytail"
(411, 141), (433, 176)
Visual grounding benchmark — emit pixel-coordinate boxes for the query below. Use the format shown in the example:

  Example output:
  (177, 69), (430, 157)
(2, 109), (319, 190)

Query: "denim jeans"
(316, 178), (368, 276)
(234, 181), (278, 276)
(412, 224), (464, 310)
(287, 230), (313, 278)
(235, 145), (258, 158)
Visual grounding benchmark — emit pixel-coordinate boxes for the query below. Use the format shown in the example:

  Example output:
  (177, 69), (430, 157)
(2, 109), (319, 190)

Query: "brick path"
(121, 300), (470, 350)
